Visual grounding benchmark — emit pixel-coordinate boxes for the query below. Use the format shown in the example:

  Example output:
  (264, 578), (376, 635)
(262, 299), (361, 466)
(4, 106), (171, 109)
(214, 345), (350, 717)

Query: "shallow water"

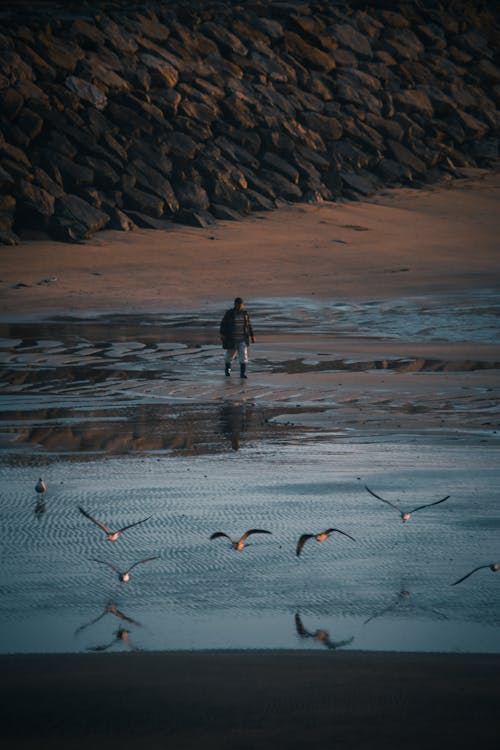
(0, 444), (499, 654)
(0, 292), (499, 654)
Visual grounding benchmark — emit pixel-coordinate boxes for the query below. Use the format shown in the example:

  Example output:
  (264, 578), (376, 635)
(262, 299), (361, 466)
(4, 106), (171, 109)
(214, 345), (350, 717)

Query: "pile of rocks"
(1, 0), (499, 244)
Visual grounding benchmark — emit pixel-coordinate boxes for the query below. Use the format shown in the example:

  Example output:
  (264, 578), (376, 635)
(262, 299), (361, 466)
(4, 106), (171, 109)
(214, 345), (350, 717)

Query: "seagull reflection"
(34, 499), (46, 516)
(363, 590), (411, 625)
(79, 506), (152, 541)
(75, 602), (141, 635)
(87, 627), (139, 652)
(92, 556), (160, 582)
(364, 589), (447, 625)
(294, 613), (354, 650)
(296, 527), (355, 557)
(210, 529), (272, 550)
(365, 485), (450, 522)
(452, 562), (499, 585)
(35, 477), (46, 495)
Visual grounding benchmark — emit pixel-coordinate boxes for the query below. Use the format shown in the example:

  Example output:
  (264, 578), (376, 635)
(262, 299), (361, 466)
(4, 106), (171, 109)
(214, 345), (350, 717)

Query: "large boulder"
(50, 194), (109, 241)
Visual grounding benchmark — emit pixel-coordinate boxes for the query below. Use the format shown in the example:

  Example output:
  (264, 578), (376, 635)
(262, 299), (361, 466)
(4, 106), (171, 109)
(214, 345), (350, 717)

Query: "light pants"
(225, 341), (248, 367)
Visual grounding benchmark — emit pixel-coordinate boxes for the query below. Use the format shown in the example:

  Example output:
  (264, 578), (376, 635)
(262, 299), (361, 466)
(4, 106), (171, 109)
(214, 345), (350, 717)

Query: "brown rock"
(139, 53), (179, 88)
(283, 31), (336, 72)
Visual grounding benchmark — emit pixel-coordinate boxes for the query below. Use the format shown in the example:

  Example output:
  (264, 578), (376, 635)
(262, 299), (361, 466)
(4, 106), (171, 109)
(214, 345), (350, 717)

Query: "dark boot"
(225, 363), (231, 376)
(240, 363), (247, 379)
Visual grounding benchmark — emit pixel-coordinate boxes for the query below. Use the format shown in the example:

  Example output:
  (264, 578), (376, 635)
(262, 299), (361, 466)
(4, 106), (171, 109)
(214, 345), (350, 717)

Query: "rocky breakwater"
(0, 0), (499, 244)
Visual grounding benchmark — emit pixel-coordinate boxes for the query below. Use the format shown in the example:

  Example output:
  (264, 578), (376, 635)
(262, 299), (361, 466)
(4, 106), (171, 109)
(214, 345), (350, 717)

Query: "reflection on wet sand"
(75, 602), (141, 635)
(219, 402), (251, 451)
(34, 499), (46, 516)
(87, 627), (139, 652)
(363, 589), (448, 626)
(294, 613), (354, 651)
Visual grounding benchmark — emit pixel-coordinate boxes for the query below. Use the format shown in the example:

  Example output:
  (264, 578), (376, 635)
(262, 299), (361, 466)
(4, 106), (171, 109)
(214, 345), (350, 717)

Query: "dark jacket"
(220, 308), (255, 349)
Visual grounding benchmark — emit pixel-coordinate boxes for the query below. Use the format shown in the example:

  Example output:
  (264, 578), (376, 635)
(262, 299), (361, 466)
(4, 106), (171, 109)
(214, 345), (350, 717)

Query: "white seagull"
(296, 527), (356, 557)
(92, 556), (160, 582)
(452, 562), (499, 585)
(365, 485), (450, 522)
(79, 506), (152, 541)
(210, 529), (272, 551)
(35, 478), (46, 494)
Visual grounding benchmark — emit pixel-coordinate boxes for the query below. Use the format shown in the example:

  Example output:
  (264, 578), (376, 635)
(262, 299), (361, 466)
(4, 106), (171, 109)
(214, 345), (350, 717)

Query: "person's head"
(234, 297), (244, 311)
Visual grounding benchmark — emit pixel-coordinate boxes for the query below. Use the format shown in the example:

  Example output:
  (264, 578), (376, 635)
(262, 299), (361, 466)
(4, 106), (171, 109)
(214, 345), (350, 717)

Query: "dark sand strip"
(2, 651), (499, 749)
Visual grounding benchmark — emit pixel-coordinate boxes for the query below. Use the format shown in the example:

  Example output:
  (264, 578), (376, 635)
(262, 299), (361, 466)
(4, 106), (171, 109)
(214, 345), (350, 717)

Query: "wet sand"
(1, 172), (500, 747)
(2, 650), (500, 749)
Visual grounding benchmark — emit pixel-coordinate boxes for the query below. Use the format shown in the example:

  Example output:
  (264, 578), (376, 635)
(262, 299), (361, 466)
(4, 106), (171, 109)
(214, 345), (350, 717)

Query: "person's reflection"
(219, 401), (248, 451)
(75, 601), (141, 635)
(294, 613), (354, 650)
(364, 588), (447, 625)
(87, 627), (139, 652)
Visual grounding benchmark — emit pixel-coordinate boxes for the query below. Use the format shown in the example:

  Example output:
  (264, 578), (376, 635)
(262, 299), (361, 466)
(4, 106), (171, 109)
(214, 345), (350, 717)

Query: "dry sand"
(1, 168), (499, 317)
(1, 171), (500, 748)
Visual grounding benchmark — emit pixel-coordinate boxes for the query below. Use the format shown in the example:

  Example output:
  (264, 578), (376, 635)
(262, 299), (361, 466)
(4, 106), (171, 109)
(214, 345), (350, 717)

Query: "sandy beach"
(1, 172), (500, 747)
(1, 168), (500, 317)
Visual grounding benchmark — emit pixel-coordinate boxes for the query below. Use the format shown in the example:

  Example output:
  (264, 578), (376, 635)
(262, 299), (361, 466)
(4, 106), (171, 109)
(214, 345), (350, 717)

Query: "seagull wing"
(326, 635), (354, 651)
(126, 556), (160, 573)
(408, 496), (450, 514)
(79, 506), (110, 534)
(294, 613), (310, 637)
(296, 534), (314, 557)
(324, 528), (356, 542)
(74, 608), (109, 635)
(240, 529), (272, 543)
(110, 607), (141, 626)
(365, 486), (401, 513)
(210, 531), (233, 542)
(452, 564), (491, 585)
(116, 516), (152, 534)
(92, 559), (121, 573)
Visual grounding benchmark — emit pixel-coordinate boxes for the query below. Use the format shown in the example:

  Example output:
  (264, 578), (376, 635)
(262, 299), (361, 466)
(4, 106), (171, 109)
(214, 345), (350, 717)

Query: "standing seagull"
(79, 506), (152, 541)
(35, 478), (46, 495)
(296, 527), (355, 557)
(92, 556), (159, 582)
(365, 485), (450, 522)
(452, 562), (499, 585)
(210, 529), (272, 551)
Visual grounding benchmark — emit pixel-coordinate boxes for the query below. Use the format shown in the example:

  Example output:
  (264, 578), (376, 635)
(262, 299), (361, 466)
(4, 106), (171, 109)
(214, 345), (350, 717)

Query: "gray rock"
(173, 208), (215, 228)
(334, 24), (373, 58)
(51, 194), (109, 241)
(174, 181), (210, 212)
(65, 75), (107, 110)
(123, 187), (165, 218)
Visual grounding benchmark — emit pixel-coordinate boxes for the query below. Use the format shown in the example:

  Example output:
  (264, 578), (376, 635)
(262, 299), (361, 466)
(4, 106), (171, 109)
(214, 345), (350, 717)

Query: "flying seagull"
(365, 485), (450, 522)
(210, 529), (272, 551)
(452, 562), (499, 585)
(35, 478), (46, 494)
(79, 506), (152, 541)
(296, 527), (356, 557)
(295, 613), (354, 651)
(92, 556), (159, 582)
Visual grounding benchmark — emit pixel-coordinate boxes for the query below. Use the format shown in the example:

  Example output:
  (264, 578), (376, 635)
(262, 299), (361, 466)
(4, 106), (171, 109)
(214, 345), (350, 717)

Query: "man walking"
(219, 297), (255, 378)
